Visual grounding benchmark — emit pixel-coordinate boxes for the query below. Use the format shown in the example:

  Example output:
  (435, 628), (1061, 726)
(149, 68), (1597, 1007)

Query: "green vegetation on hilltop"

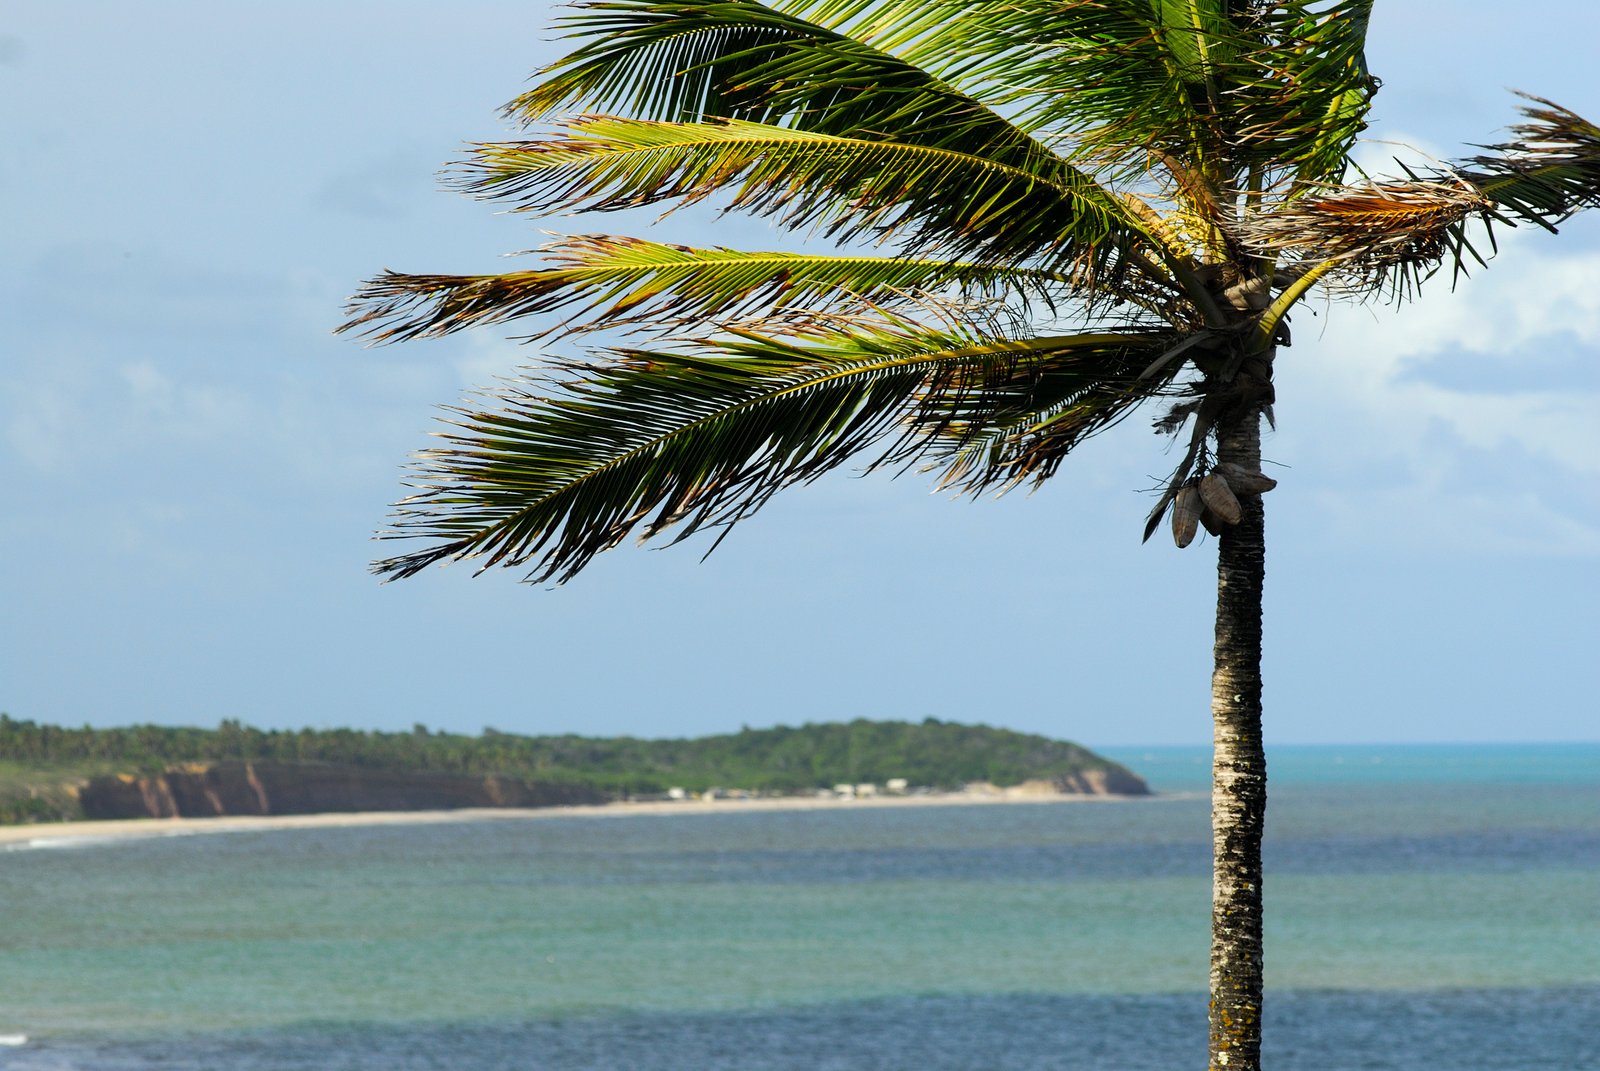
(0, 713), (1141, 822)
(0, 763), (96, 824)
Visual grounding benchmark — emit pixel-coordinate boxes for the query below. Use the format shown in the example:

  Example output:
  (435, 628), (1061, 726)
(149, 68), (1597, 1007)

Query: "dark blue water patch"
(1268, 827), (1600, 876)
(8, 987), (1596, 1071)
(1268, 986), (1600, 1070)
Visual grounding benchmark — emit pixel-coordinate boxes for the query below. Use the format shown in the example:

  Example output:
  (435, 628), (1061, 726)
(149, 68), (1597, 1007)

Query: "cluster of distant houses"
(664, 778), (913, 802)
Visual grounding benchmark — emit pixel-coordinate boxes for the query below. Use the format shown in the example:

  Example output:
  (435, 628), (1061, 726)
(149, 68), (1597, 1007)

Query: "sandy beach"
(0, 788), (1147, 848)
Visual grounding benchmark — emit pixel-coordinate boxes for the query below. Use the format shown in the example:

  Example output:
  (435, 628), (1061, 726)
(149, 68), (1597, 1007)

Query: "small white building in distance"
(833, 783), (855, 798)
(855, 783), (878, 798)
(667, 787), (687, 800)
(885, 778), (909, 794)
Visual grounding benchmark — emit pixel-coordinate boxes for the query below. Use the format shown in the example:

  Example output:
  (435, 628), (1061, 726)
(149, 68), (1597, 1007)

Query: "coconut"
(1199, 473), (1243, 524)
(1171, 484), (1202, 548)
(1214, 462), (1278, 494)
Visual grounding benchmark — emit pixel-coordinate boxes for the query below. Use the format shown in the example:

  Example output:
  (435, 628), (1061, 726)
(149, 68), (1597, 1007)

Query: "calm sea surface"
(2, 744), (1596, 1070)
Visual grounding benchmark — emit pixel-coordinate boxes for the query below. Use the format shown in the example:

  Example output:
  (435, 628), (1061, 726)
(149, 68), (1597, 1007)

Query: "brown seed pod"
(1199, 507), (1225, 537)
(1214, 462), (1278, 494)
(1199, 473), (1242, 525)
(1171, 484), (1202, 548)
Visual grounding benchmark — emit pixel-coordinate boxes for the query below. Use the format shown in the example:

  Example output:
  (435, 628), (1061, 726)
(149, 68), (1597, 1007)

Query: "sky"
(2, 3), (1595, 748)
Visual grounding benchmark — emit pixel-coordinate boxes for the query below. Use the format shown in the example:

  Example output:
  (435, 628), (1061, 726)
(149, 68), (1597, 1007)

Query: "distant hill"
(0, 714), (1148, 823)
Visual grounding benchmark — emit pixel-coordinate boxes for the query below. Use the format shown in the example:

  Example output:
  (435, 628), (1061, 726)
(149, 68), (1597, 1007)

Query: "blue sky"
(2, 3), (1595, 748)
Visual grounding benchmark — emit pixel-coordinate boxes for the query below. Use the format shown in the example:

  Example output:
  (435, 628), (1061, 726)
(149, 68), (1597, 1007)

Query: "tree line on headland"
(0, 714), (1145, 823)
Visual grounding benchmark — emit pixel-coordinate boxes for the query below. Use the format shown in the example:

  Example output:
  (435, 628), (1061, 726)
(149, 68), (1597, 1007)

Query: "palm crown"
(342, 0), (1599, 585)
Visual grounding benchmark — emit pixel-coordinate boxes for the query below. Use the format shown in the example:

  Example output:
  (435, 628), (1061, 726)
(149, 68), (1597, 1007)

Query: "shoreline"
(0, 789), (1168, 848)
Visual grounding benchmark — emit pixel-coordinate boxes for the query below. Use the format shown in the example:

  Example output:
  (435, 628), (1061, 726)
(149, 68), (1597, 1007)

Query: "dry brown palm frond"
(1461, 95), (1600, 226)
(1472, 96), (1600, 174)
(1239, 98), (1600, 301)
(1237, 179), (1492, 293)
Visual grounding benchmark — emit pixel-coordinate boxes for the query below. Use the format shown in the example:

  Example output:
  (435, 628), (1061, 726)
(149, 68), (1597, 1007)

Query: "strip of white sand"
(0, 789), (1149, 848)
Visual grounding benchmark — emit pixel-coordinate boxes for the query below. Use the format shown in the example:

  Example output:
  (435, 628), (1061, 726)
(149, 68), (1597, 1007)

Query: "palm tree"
(340, 3), (1600, 1067)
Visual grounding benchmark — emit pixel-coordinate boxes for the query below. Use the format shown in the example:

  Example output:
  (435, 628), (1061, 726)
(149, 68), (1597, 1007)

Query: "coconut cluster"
(1170, 463), (1277, 548)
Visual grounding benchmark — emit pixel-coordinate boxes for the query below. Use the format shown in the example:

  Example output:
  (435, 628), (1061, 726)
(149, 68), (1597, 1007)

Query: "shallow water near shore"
(2, 744), (1596, 1070)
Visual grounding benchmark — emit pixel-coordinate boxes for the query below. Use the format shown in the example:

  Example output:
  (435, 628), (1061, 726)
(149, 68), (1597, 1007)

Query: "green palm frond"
(511, 0), (1056, 175)
(456, 115), (1153, 274)
(513, 0), (810, 121)
(373, 325), (1175, 584)
(987, 1), (1375, 187)
(1225, 1), (1377, 186)
(933, 3), (1179, 148)
(909, 330), (1189, 493)
(341, 236), (1074, 343)
(1152, 0), (1235, 88)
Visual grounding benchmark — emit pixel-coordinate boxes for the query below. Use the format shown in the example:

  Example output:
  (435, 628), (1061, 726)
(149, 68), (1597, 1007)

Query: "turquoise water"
(1108, 741), (1600, 790)
(2, 745), (1596, 1069)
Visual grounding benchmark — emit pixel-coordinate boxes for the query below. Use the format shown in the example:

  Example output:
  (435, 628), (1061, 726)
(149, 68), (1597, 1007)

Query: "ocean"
(2, 744), (1596, 1070)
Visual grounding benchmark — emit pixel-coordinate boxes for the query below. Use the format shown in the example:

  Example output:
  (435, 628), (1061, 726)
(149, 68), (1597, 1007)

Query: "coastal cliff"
(72, 758), (1152, 819)
(71, 761), (1146, 820)
(3, 716), (1149, 823)
(1054, 766), (1149, 796)
(74, 762), (607, 820)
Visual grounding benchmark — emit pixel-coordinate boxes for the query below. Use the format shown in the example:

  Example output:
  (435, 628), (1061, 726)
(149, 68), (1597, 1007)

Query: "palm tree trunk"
(1208, 410), (1267, 1071)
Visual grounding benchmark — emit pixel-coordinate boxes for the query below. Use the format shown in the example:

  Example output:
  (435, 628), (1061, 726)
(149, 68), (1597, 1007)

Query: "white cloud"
(1276, 227), (1600, 556)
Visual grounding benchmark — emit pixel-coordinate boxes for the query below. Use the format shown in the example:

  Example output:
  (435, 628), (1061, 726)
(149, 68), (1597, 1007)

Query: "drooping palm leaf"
(456, 115), (1156, 276)
(373, 325), (1177, 584)
(341, 236), (1075, 343)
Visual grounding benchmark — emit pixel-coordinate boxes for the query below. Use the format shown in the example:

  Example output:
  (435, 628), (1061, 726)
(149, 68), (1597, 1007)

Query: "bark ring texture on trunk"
(1208, 408), (1268, 1071)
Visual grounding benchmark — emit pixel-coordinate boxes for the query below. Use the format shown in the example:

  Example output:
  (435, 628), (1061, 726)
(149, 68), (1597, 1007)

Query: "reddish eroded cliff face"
(1055, 767), (1151, 796)
(74, 762), (607, 820)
